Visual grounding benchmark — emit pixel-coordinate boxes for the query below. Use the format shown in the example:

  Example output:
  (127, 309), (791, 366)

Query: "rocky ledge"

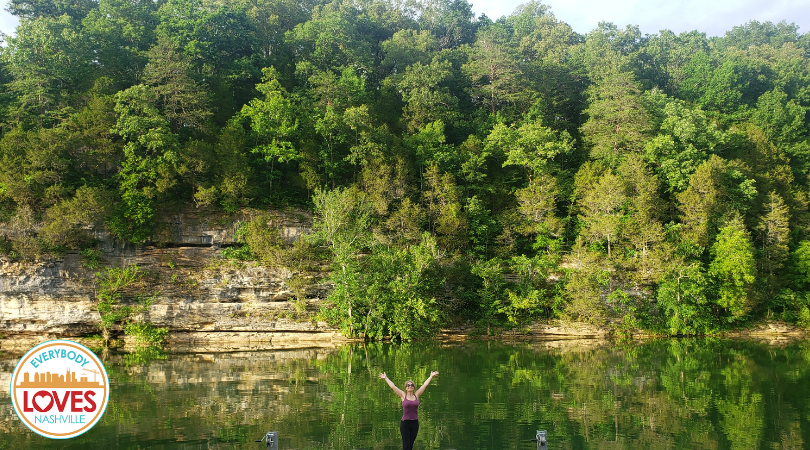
(0, 208), (344, 351)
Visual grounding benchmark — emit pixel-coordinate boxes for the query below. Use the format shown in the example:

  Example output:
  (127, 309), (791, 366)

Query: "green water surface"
(2, 338), (810, 449)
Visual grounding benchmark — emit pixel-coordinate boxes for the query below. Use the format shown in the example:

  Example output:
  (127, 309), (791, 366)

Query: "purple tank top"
(401, 395), (419, 420)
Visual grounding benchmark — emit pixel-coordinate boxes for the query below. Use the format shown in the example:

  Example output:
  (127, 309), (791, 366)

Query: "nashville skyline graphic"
(15, 368), (105, 389)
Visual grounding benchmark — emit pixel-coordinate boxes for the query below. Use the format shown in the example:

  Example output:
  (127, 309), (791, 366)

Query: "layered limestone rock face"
(0, 209), (341, 349)
(0, 257), (97, 336)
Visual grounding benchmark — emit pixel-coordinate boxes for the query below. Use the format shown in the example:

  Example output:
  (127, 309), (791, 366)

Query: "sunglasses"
(405, 384), (414, 387)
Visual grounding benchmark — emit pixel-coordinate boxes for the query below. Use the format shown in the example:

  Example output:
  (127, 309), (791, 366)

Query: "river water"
(2, 338), (809, 449)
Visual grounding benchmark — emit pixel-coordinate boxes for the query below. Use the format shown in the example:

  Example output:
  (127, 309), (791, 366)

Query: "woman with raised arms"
(379, 371), (439, 450)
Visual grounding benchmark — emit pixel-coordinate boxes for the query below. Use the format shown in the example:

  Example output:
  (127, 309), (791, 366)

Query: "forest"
(1, 0), (809, 339)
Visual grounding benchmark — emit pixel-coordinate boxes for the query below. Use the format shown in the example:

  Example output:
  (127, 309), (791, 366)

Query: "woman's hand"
(379, 372), (387, 380)
(430, 371), (439, 377)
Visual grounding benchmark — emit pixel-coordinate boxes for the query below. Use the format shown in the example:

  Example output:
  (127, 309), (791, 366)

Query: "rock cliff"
(0, 208), (344, 350)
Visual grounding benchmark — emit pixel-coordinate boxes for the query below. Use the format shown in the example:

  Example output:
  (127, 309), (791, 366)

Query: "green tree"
(788, 242), (810, 306)
(311, 186), (374, 336)
(286, 4), (373, 74)
(470, 257), (507, 335)
(503, 250), (562, 324)
(682, 49), (771, 121)
(751, 88), (806, 146)
(581, 70), (653, 165)
(562, 237), (608, 322)
(60, 79), (125, 183)
(155, 0), (260, 124)
(634, 29), (709, 95)
(82, 0), (157, 88)
(302, 66), (368, 188)
(398, 58), (459, 132)
(0, 125), (72, 209)
(750, 88), (810, 177)
(488, 118), (573, 239)
(490, 119), (574, 183)
(755, 192), (790, 290)
(110, 84), (180, 242)
(142, 36), (212, 134)
(188, 118), (253, 212)
(230, 212), (286, 266)
(349, 119), (410, 218)
(578, 22), (641, 80)
(354, 235), (445, 340)
(7, 0), (96, 20)
(382, 197), (425, 247)
(94, 265), (158, 343)
(3, 15), (92, 127)
(656, 262), (712, 335)
(512, 171), (561, 239)
(417, 0), (477, 50)
(677, 155), (756, 249)
(380, 29), (436, 77)
(717, 20), (802, 50)
(709, 216), (757, 321)
(644, 98), (723, 193)
(465, 194), (499, 258)
(464, 23), (525, 116)
(578, 170), (626, 258)
(240, 67), (299, 191)
(40, 186), (112, 251)
(422, 163), (467, 253)
(617, 155), (667, 285)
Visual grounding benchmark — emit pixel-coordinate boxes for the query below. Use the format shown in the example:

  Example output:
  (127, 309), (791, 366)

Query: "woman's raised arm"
(415, 371), (438, 398)
(379, 372), (405, 400)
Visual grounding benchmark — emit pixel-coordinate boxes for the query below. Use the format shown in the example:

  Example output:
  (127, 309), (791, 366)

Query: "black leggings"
(400, 419), (419, 450)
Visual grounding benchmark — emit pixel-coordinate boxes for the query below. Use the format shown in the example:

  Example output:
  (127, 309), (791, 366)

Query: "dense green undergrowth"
(95, 265), (168, 346)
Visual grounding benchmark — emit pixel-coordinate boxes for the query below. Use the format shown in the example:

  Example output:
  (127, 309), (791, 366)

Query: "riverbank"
(2, 319), (806, 355)
(441, 319), (810, 345)
(2, 208), (808, 355)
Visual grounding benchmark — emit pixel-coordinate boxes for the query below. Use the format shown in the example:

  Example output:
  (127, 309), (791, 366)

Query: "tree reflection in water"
(1, 338), (808, 449)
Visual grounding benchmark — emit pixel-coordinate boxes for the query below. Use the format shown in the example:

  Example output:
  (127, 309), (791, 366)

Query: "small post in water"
(536, 430), (547, 450)
(255, 431), (278, 450)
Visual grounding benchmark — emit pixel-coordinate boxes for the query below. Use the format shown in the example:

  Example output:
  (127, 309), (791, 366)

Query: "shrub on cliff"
(95, 265), (166, 346)
(40, 186), (113, 253)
